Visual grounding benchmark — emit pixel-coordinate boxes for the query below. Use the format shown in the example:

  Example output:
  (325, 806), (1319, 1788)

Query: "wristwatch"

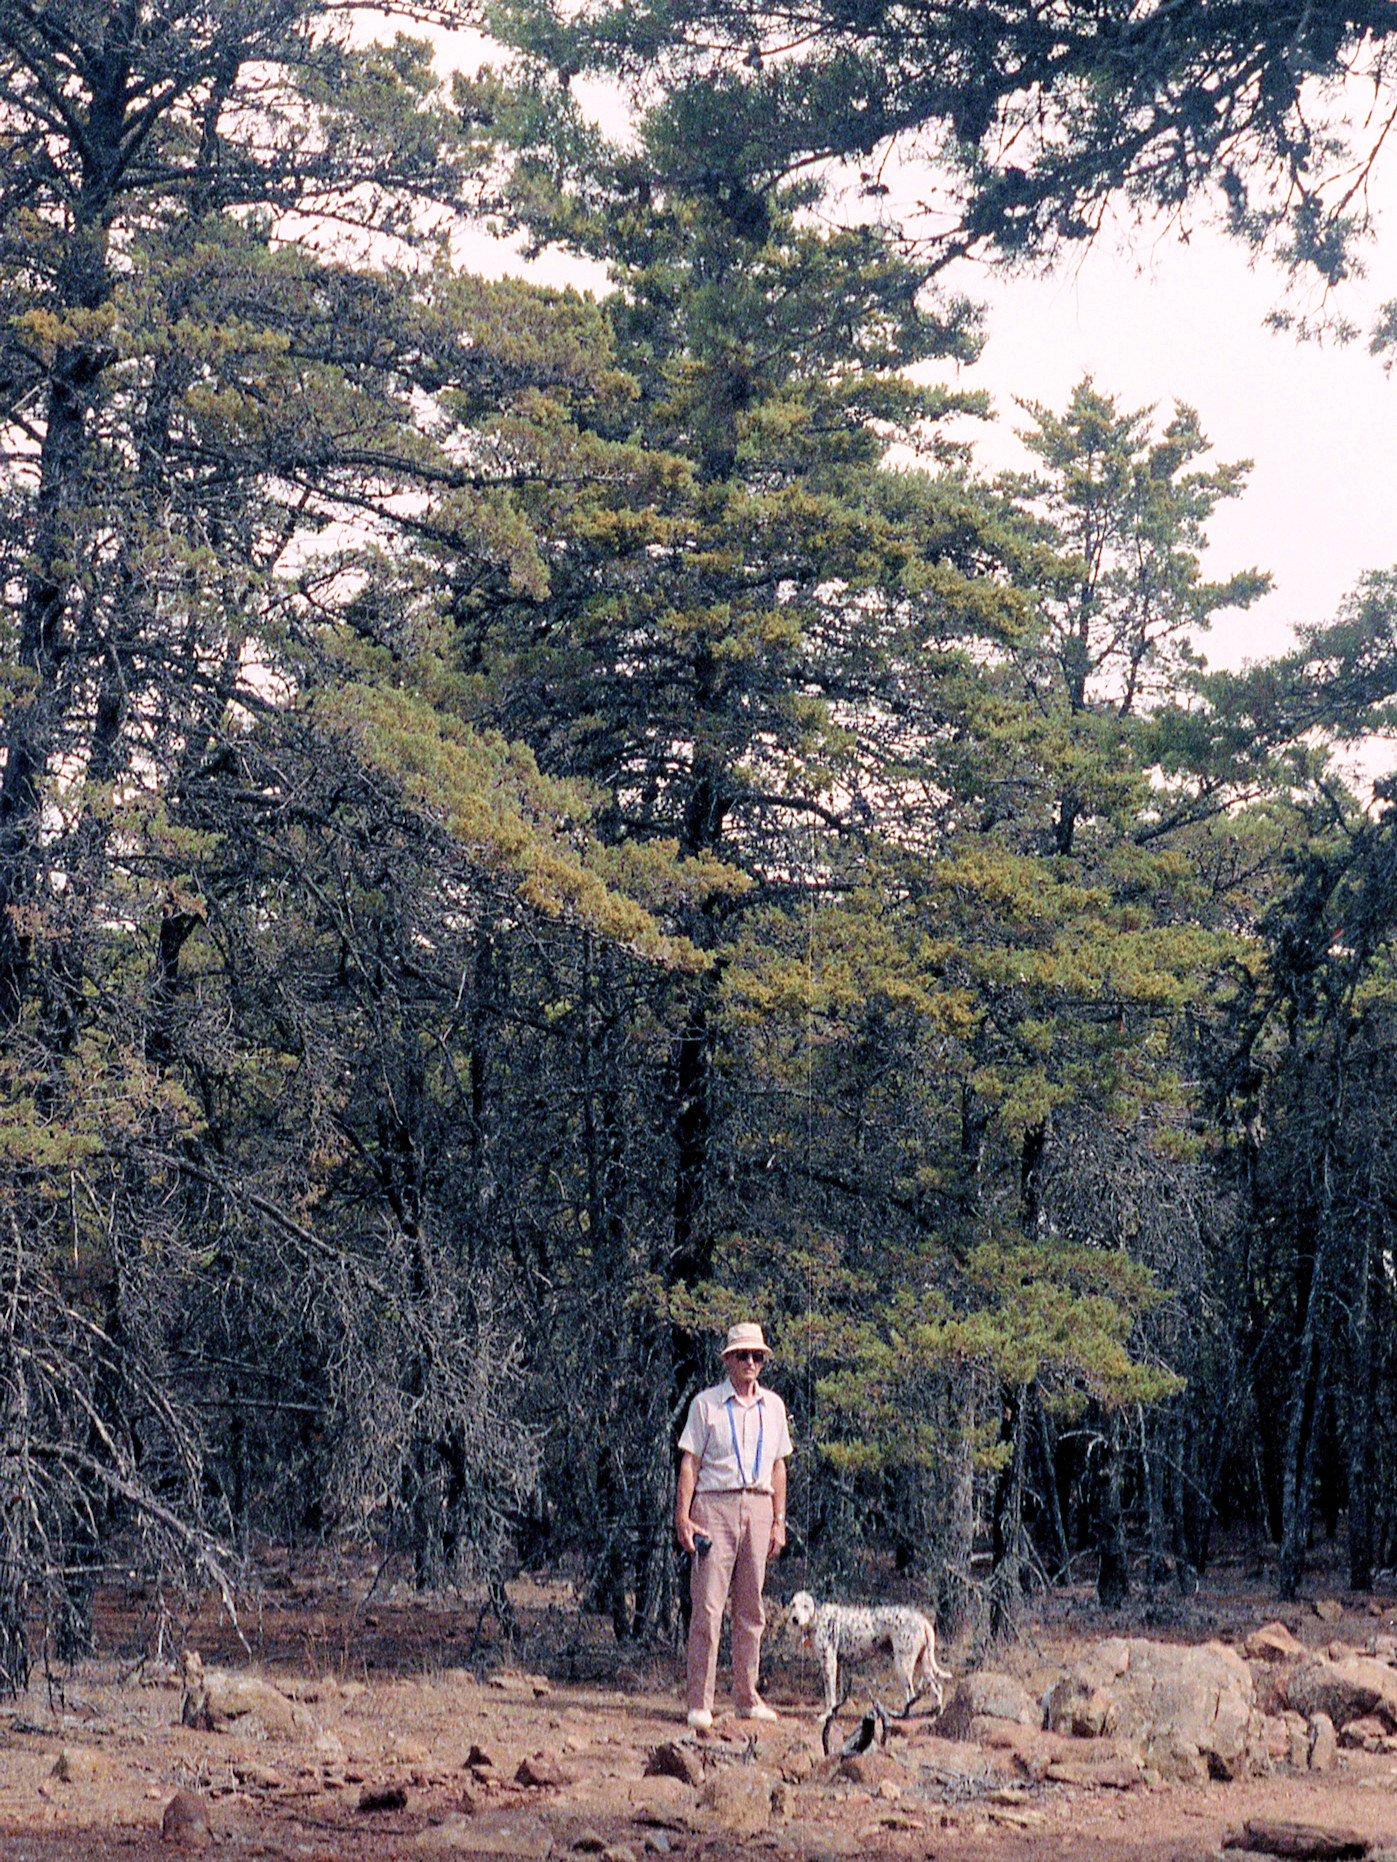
(774, 1514), (786, 1526)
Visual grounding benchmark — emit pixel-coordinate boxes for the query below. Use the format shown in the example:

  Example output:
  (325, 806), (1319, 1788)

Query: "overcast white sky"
(940, 212), (1397, 674)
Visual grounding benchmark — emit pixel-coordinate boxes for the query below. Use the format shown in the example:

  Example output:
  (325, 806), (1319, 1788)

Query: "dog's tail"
(917, 1620), (952, 1707)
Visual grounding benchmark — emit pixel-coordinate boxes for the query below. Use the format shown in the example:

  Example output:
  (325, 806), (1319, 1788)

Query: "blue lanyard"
(725, 1394), (764, 1487)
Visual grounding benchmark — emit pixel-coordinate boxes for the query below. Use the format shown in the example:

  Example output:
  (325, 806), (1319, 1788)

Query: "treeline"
(2, 1), (1397, 1691)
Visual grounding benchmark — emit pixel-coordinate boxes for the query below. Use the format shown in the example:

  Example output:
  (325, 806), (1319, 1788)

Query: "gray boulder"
(1285, 1655), (1397, 1731)
(939, 1671), (1040, 1740)
(1047, 1638), (1260, 1781)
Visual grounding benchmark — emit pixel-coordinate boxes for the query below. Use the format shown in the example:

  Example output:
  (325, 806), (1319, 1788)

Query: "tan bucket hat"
(722, 1322), (770, 1358)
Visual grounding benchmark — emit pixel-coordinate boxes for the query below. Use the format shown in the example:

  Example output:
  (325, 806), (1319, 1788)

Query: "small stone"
(628, 1775), (695, 1820)
(1045, 1757), (1146, 1789)
(1337, 1714), (1384, 1752)
(1284, 1713), (1311, 1770)
(698, 1766), (777, 1835)
(231, 1758), (282, 1789)
(780, 1748), (817, 1784)
(515, 1749), (573, 1788)
(315, 1729), (348, 1767)
(51, 1747), (111, 1785)
(161, 1788), (212, 1849)
(1247, 1622), (1308, 1662)
(420, 1814), (553, 1857)
(358, 1783), (409, 1812)
(643, 1742), (703, 1788)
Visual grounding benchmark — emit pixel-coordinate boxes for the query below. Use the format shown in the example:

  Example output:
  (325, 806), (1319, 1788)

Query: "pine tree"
(494, 0), (1397, 301)
(0, 0), (687, 1683)
(738, 382), (1275, 1620)
(471, 35), (1287, 1625)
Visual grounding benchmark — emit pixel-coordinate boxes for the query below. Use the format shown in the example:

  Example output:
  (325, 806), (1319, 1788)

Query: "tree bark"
(939, 1367), (977, 1636)
(1278, 1221), (1330, 1599)
(991, 1384), (1028, 1639)
(1345, 1206), (1379, 1592)
(1033, 1386), (1070, 1583)
(1095, 1409), (1129, 1610)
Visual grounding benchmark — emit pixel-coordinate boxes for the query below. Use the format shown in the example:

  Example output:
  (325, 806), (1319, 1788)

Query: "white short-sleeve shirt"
(678, 1377), (793, 1495)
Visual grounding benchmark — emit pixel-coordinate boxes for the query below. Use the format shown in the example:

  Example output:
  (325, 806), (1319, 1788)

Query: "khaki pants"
(686, 1488), (773, 1714)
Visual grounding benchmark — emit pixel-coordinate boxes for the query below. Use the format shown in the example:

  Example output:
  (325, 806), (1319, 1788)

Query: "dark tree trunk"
(411, 1441), (444, 1591)
(231, 1403), (250, 1563)
(1173, 1411), (1207, 1574)
(0, 18), (126, 1028)
(991, 1384), (1028, 1639)
(0, 1252), (32, 1694)
(1278, 1227), (1329, 1599)
(631, 1494), (659, 1640)
(579, 938), (673, 1643)
(667, 971), (719, 1448)
(938, 1368), (977, 1637)
(1032, 1386), (1070, 1583)
(468, 931), (504, 1258)
(588, 1447), (632, 1643)
(1095, 1411), (1129, 1610)
(1140, 1404), (1169, 1585)
(147, 907), (199, 1066)
(1346, 1215), (1379, 1592)
(669, 637), (728, 1400)
(1020, 1121), (1046, 1237)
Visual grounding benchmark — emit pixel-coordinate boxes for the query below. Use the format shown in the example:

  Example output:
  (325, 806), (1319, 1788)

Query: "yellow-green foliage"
(810, 1238), (1182, 1476)
(311, 682), (697, 963)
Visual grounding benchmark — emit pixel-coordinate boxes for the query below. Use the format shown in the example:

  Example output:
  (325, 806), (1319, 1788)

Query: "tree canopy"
(494, 0), (1397, 303)
(2, 0), (1397, 1694)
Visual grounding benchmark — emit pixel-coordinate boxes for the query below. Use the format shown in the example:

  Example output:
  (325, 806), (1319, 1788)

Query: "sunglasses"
(729, 1349), (767, 1361)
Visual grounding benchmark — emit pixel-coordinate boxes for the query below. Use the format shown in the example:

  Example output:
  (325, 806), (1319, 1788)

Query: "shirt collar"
(722, 1376), (762, 1403)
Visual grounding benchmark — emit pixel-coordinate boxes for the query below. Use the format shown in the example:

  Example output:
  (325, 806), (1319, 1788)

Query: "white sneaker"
(686, 1707), (713, 1731)
(738, 1701), (778, 1722)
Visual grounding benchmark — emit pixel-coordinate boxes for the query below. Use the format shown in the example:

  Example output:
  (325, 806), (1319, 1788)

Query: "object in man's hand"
(695, 1534), (712, 1557)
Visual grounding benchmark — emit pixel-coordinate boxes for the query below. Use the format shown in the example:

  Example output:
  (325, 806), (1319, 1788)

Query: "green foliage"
(0, 0), (725, 1677)
(8, 0), (1397, 1663)
(493, 0), (1397, 326)
(816, 1239), (1183, 1466)
(1004, 379), (1270, 716)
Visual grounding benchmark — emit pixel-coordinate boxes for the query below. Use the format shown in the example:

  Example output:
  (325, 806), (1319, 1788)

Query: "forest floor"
(4, 1537), (1397, 1862)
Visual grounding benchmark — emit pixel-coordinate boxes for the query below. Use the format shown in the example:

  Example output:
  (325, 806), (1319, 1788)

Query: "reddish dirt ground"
(4, 1543), (1397, 1862)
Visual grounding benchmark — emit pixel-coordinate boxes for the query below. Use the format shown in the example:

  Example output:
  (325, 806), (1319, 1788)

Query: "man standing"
(674, 1322), (792, 1729)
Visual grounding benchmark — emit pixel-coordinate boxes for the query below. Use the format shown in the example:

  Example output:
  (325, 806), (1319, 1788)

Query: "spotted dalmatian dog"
(788, 1589), (951, 1718)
